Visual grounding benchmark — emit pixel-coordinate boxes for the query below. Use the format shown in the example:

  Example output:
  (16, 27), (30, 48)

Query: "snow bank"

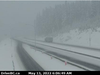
(0, 38), (26, 70)
(54, 28), (100, 48)
(23, 44), (84, 71)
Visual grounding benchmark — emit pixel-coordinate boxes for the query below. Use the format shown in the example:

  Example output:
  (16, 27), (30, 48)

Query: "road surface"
(17, 41), (44, 71)
(15, 39), (100, 70)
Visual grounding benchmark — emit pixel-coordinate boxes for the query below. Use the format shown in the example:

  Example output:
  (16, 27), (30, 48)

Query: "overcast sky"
(0, 1), (65, 39)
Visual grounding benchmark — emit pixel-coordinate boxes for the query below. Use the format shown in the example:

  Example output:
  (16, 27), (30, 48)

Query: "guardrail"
(23, 38), (100, 51)
(14, 38), (100, 71)
(17, 41), (44, 71)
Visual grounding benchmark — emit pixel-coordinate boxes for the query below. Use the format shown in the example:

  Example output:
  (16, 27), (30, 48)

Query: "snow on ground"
(20, 38), (100, 59)
(20, 26), (100, 51)
(15, 27), (100, 71)
(18, 32), (100, 69)
(53, 28), (100, 49)
(22, 40), (100, 68)
(0, 39), (13, 70)
(25, 27), (100, 49)
(0, 38), (26, 70)
(23, 44), (84, 71)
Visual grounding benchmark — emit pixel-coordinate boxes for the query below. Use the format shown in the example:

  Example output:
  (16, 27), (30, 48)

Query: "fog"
(0, 1), (64, 40)
(0, 1), (100, 71)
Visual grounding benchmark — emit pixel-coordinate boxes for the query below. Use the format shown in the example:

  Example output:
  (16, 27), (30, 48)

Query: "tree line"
(34, 1), (100, 36)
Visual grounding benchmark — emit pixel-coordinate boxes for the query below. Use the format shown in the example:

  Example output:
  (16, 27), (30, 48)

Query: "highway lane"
(14, 39), (100, 70)
(16, 41), (44, 71)
(23, 38), (100, 51)
(29, 45), (100, 71)
(17, 38), (100, 59)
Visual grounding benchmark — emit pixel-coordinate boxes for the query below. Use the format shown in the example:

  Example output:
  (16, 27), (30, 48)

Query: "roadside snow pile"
(23, 44), (84, 71)
(53, 28), (100, 48)
(0, 39), (14, 70)
(0, 38), (26, 70)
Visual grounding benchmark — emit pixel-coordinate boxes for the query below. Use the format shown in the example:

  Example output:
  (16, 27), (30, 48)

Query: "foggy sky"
(0, 1), (64, 39)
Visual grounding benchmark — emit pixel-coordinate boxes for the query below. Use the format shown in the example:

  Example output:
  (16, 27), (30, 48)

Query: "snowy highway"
(0, 38), (86, 71)
(15, 38), (100, 71)
(17, 41), (44, 71)
(0, 38), (100, 71)
(1, 1), (100, 72)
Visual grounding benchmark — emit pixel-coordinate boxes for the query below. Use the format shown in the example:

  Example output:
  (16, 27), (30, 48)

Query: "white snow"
(21, 40), (100, 69)
(9, 27), (100, 71)
(23, 28), (100, 49)
(17, 29), (100, 70)
(0, 38), (26, 70)
(0, 39), (13, 70)
(0, 38), (86, 71)
(54, 28), (100, 49)
(19, 38), (100, 59)
(23, 44), (84, 71)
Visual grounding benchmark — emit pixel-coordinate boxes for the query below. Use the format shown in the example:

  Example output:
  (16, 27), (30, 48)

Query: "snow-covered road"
(23, 44), (84, 71)
(17, 41), (44, 71)
(0, 39), (26, 70)
(0, 38), (86, 71)
(15, 38), (100, 71)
